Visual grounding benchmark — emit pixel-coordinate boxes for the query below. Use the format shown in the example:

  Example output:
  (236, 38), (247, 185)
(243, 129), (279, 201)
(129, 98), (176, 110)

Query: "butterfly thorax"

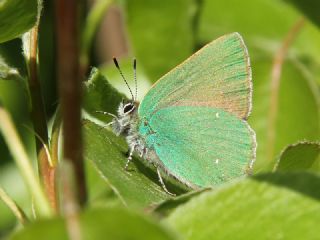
(112, 101), (137, 136)
(112, 101), (147, 158)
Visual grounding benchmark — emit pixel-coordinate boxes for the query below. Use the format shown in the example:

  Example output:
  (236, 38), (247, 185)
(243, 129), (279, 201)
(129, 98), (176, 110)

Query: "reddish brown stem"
(267, 18), (305, 162)
(28, 26), (58, 212)
(55, 0), (87, 205)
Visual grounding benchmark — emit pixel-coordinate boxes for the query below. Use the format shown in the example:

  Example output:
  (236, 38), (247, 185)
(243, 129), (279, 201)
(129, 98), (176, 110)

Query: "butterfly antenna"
(133, 58), (137, 101)
(113, 57), (134, 100)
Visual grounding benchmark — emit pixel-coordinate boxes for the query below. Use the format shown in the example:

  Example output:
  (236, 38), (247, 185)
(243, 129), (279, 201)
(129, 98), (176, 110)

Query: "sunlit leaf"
(152, 189), (208, 218)
(198, 0), (320, 65)
(83, 68), (126, 122)
(165, 172), (320, 240)
(0, 164), (30, 231)
(275, 142), (320, 171)
(249, 58), (320, 172)
(83, 120), (188, 209)
(11, 207), (177, 240)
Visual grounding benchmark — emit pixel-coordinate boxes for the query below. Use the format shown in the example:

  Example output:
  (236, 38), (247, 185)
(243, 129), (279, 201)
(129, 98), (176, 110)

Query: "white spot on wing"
(215, 159), (220, 164)
(215, 112), (220, 118)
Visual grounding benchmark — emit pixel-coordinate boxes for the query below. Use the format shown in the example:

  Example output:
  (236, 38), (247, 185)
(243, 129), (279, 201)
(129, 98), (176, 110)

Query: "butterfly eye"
(123, 103), (135, 114)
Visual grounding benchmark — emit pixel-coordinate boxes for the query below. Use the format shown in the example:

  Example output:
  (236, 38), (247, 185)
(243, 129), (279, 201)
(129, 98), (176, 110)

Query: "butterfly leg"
(157, 168), (176, 196)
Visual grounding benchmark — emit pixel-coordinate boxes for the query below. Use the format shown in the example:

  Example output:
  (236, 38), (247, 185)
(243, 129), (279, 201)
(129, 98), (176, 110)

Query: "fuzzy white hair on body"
(109, 100), (176, 195)
(101, 58), (187, 196)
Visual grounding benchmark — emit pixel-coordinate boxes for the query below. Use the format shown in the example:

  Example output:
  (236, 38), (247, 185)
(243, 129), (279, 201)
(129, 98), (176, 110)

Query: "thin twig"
(28, 26), (58, 212)
(0, 106), (52, 217)
(50, 107), (61, 169)
(267, 18), (305, 162)
(55, 0), (87, 205)
(0, 186), (29, 225)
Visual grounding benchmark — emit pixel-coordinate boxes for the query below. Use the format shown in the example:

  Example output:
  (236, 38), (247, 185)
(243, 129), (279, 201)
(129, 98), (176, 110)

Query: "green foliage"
(11, 207), (176, 240)
(284, 0), (320, 27)
(249, 59), (320, 171)
(125, 0), (196, 81)
(0, 58), (23, 82)
(275, 142), (320, 171)
(82, 120), (187, 208)
(0, 0), (320, 239)
(165, 172), (320, 240)
(0, 0), (39, 43)
(194, 0), (320, 171)
(198, 0), (320, 63)
(83, 68), (126, 122)
(153, 189), (207, 218)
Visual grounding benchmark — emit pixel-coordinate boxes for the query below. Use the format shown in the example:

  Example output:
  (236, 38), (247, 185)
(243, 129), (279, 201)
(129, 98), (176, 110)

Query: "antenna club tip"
(113, 57), (119, 68)
(133, 58), (137, 69)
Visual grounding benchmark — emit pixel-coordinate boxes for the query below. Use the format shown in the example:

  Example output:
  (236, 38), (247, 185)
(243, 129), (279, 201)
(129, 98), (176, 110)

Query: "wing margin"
(138, 32), (252, 120)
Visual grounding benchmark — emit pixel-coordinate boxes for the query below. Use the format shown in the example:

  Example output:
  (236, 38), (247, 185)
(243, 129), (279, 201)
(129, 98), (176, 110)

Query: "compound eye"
(123, 103), (135, 114)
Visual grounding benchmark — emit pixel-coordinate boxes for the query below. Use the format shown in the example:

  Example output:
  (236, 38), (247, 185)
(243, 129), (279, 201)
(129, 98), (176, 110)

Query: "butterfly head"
(112, 57), (139, 136)
(117, 99), (138, 117)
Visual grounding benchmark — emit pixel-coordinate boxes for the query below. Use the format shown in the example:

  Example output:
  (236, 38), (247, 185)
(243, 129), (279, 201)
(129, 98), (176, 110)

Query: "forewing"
(138, 32), (252, 120)
(140, 106), (256, 187)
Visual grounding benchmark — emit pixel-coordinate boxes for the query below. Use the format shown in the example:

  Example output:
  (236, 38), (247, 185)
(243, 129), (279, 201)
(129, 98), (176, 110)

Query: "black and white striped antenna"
(133, 58), (137, 101)
(113, 57), (135, 101)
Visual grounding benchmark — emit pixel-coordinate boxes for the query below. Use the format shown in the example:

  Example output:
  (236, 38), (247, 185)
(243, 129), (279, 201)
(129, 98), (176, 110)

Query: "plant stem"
(55, 0), (87, 205)
(267, 18), (305, 162)
(0, 186), (29, 225)
(60, 161), (81, 240)
(28, 26), (58, 212)
(0, 106), (52, 217)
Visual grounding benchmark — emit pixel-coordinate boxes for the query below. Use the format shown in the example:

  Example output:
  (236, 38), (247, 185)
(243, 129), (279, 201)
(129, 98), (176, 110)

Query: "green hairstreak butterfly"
(105, 32), (256, 194)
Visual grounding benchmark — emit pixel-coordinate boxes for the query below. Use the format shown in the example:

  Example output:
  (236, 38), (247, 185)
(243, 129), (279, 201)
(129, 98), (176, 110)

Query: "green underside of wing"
(139, 106), (256, 187)
(138, 32), (251, 120)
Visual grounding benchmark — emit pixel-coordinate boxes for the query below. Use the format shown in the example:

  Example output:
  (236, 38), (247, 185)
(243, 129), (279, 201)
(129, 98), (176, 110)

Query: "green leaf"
(0, 0), (39, 43)
(0, 106), (52, 217)
(0, 164), (31, 231)
(83, 68), (126, 122)
(83, 120), (188, 209)
(248, 58), (320, 172)
(85, 159), (123, 208)
(125, 0), (196, 81)
(275, 142), (320, 171)
(0, 186), (29, 225)
(11, 207), (176, 240)
(165, 172), (320, 240)
(283, 0), (320, 27)
(198, 0), (320, 65)
(152, 189), (208, 218)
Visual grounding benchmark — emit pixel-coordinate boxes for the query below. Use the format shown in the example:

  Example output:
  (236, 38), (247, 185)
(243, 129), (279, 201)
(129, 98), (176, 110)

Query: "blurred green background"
(0, 0), (319, 236)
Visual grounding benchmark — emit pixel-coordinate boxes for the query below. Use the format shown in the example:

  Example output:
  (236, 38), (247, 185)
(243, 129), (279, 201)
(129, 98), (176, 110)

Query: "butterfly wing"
(137, 32), (255, 187)
(139, 106), (256, 187)
(138, 32), (252, 120)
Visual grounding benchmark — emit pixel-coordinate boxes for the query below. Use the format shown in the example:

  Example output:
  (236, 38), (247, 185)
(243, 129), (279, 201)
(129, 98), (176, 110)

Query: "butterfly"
(102, 32), (256, 195)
